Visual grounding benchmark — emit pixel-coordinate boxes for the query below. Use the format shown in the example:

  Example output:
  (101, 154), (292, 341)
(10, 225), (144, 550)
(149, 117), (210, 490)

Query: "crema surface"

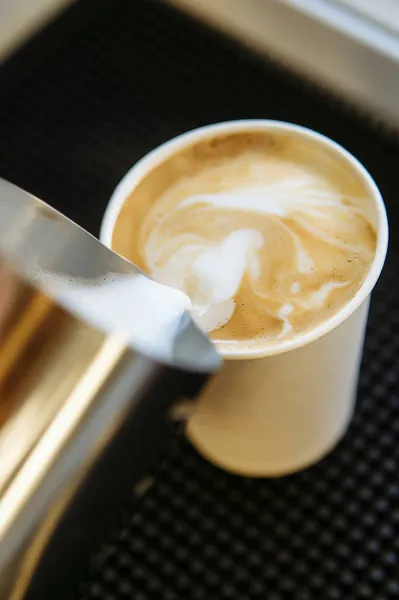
(112, 131), (376, 349)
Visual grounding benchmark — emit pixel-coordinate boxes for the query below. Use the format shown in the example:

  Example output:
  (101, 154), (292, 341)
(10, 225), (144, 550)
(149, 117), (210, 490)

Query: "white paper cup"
(100, 120), (388, 477)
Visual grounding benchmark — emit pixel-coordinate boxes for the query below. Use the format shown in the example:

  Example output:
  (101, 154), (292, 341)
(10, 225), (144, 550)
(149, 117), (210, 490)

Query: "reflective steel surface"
(0, 178), (219, 373)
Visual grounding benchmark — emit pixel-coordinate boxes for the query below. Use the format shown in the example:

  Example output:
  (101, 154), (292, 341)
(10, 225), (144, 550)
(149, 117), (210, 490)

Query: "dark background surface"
(0, 0), (398, 598)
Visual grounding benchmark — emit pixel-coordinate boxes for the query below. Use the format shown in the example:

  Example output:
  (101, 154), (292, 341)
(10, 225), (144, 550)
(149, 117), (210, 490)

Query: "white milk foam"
(152, 229), (263, 332)
(143, 166), (374, 339)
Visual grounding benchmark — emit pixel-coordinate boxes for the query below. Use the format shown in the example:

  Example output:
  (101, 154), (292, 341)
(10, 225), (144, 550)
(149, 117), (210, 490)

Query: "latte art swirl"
(112, 136), (376, 348)
(140, 159), (375, 344)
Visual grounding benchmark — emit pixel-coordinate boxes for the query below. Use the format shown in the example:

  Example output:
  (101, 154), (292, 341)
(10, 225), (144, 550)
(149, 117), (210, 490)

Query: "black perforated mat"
(0, 1), (398, 598)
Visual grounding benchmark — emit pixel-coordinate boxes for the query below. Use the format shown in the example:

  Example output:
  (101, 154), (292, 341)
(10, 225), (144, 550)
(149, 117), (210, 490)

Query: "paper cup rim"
(100, 120), (388, 359)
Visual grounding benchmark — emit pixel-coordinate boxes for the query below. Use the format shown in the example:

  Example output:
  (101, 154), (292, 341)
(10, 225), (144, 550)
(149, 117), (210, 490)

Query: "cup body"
(100, 120), (388, 476)
(187, 297), (369, 475)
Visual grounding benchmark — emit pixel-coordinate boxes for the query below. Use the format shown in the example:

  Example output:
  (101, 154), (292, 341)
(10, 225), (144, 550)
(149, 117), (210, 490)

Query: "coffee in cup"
(111, 129), (376, 350)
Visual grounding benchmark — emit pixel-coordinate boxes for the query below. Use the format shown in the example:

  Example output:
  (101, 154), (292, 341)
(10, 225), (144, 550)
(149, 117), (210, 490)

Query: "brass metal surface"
(0, 260), (133, 599)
